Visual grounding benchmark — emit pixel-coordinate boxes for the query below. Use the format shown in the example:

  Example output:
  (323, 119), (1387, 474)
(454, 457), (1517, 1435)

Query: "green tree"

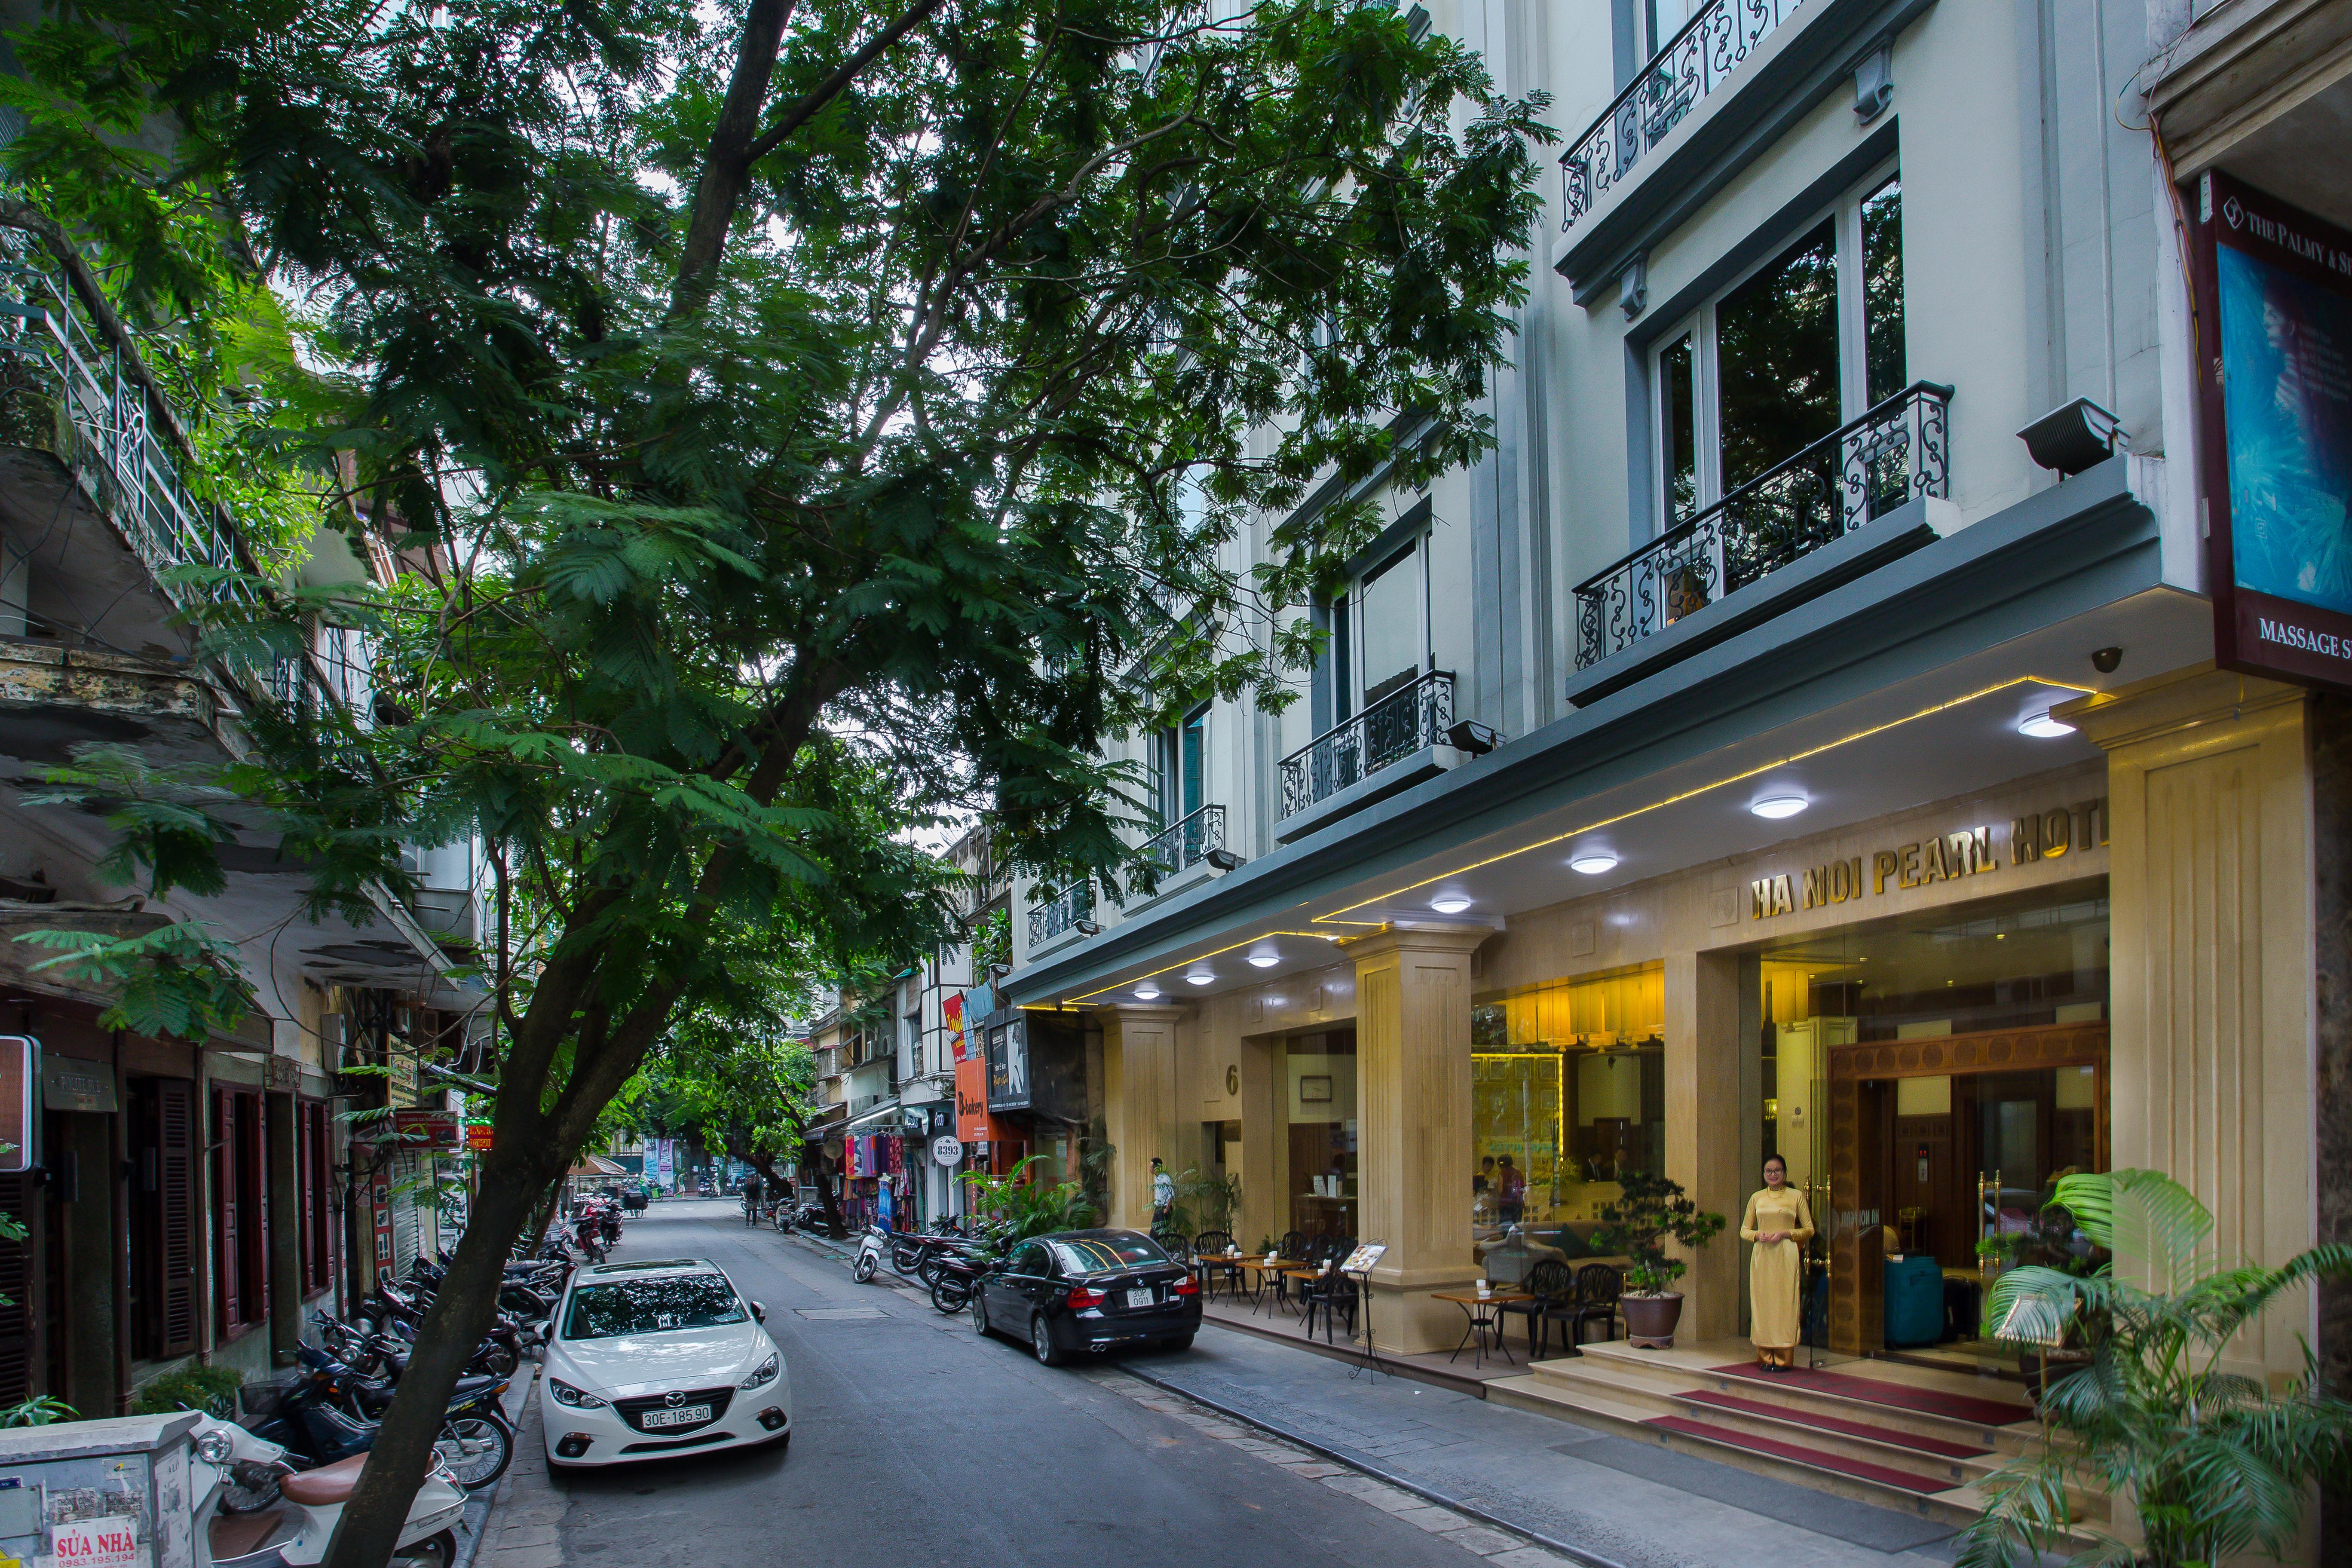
(2, 2), (1551, 1562)
(1961, 1169), (2352, 1568)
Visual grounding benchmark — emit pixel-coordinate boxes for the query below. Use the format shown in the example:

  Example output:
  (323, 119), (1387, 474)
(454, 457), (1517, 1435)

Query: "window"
(1007, 1241), (1050, 1277)
(1155, 705), (1207, 826)
(211, 1086), (267, 1337)
(1326, 533), (1431, 721)
(128, 1077), (198, 1359)
(1648, 173), (1905, 530)
(906, 1010), (924, 1078)
(1647, 0), (1700, 56)
(560, 1272), (745, 1340)
(1049, 1235), (1169, 1275)
(298, 1098), (334, 1297)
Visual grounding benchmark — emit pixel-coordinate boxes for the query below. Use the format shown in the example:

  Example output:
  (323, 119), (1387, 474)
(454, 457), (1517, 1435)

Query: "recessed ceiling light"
(1750, 795), (1808, 820)
(1186, 969), (1215, 986)
(2018, 710), (2076, 739)
(1568, 851), (1618, 875)
(1430, 895), (1473, 914)
(1246, 951), (1280, 968)
(1133, 982), (1161, 1000)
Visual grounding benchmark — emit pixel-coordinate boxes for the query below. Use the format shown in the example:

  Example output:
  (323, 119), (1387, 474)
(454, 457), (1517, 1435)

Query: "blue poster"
(2217, 243), (2352, 618)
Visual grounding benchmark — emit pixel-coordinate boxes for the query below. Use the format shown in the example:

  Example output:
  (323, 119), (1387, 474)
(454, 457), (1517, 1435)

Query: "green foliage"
(20, 747), (240, 900)
(0, 1396), (77, 1428)
(960, 1155), (1096, 1243)
(1167, 1164), (1240, 1238)
(1590, 1170), (1725, 1296)
(1960, 1170), (2352, 1568)
(15, 920), (253, 1043)
(131, 1363), (244, 1420)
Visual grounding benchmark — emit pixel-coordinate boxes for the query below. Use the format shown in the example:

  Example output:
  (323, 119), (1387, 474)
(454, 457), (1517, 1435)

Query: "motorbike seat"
(452, 1375), (500, 1401)
(281, 1454), (368, 1507)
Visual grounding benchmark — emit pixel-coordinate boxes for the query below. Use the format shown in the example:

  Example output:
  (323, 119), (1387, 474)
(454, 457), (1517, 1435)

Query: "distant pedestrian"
(1151, 1157), (1175, 1230)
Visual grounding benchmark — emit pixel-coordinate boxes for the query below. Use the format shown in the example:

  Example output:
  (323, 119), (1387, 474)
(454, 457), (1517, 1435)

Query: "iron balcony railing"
(1574, 381), (1952, 669)
(1142, 803), (1225, 876)
(1279, 669), (1454, 819)
(0, 224), (296, 703)
(1028, 879), (1095, 947)
(1559, 0), (1811, 233)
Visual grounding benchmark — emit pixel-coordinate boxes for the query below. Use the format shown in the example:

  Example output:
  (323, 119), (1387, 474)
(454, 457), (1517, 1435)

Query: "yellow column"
(2061, 666), (2315, 1388)
(1350, 924), (1485, 1354)
(1665, 949), (1748, 1343)
(1100, 1005), (1187, 1233)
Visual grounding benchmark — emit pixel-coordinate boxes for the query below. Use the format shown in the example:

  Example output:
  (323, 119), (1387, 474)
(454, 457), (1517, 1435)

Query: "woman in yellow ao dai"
(1740, 1154), (1814, 1370)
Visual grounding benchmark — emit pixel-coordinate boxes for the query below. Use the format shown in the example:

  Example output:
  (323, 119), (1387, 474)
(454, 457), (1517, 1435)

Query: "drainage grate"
(795, 1307), (889, 1320)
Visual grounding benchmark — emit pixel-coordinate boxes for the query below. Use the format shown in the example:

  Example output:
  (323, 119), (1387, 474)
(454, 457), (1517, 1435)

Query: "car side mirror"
(750, 1301), (766, 1323)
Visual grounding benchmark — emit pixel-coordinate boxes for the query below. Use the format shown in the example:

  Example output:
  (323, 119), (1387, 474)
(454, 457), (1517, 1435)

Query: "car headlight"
(193, 1430), (233, 1466)
(549, 1378), (608, 1409)
(739, 1352), (779, 1390)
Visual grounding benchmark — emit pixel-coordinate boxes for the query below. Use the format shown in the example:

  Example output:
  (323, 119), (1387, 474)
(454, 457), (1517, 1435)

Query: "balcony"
(1142, 803), (1225, 876)
(1277, 670), (1458, 841)
(1570, 382), (1952, 694)
(1027, 879), (1095, 949)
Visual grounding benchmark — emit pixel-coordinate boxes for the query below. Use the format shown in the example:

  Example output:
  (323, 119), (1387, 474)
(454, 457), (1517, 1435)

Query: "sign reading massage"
(2196, 172), (2352, 693)
(1749, 799), (2107, 921)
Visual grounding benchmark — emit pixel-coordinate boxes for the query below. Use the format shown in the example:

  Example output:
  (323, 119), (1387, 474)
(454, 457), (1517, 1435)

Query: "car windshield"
(561, 1273), (746, 1339)
(1049, 1235), (1169, 1275)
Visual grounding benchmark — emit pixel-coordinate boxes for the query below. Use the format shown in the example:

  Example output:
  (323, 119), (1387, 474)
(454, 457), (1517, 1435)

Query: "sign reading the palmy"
(1749, 798), (2107, 921)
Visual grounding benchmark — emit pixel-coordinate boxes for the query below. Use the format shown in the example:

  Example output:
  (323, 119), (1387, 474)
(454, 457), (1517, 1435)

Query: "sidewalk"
(1123, 1323), (1978, 1568)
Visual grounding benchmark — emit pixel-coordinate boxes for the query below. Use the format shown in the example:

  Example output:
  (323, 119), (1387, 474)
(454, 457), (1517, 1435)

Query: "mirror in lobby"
(1469, 964), (1664, 1278)
(1285, 1030), (1356, 1240)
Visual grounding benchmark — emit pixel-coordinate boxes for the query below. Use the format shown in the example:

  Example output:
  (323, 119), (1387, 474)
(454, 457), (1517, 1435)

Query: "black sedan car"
(971, 1229), (1200, 1364)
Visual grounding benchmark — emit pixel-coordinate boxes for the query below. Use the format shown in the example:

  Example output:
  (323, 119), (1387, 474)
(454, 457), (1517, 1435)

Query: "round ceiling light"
(2017, 710), (2076, 739)
(1750, 795), (1809, 820)
(1246, 951), (1280, 968)
(1430, 895), (1473, 915)
(1185, 968), (1215, 986)
(1133, 981), (1161, 1000)
(1568, 851), (1618, 875)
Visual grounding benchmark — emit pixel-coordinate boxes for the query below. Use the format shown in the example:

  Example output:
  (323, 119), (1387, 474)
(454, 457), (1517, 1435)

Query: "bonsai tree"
(1960, 1168), (2352, 1568)
(1591, 1170), (1727, 1296)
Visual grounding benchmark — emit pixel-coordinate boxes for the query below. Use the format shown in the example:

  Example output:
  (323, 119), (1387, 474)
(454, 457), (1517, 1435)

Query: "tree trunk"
(318, 1148), (551, 1568)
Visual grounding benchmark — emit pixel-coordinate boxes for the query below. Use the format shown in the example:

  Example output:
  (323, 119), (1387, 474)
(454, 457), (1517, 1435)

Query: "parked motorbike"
(927, 1240), (1000, 1315)
(237, 1343), (515, 1493)
(195, 1411), (466, 1568)
(851, 1224), (890, 1283)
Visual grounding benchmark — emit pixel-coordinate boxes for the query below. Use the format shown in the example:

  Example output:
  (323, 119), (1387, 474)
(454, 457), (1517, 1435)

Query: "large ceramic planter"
(1621, 1292), (1684, 1348)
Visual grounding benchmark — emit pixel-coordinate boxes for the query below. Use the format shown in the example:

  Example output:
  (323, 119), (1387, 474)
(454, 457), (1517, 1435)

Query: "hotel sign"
(1750, 799), (2106, 921)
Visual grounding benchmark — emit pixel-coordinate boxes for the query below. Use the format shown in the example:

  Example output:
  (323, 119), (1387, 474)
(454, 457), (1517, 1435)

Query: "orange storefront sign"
(955, 1055), (1007, 1144)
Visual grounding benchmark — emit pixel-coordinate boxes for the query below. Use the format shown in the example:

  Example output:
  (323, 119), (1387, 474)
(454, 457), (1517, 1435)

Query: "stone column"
(2061, 666), (2316, 1387)
(1099, 1006), (1187, 1233)
(1350, 925), (1484, 1355)
(1665, 949), (1748, 1343)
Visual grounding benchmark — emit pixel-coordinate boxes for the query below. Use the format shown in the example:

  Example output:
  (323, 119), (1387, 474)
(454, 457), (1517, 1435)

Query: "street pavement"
(474, 1199), (1577, 1568)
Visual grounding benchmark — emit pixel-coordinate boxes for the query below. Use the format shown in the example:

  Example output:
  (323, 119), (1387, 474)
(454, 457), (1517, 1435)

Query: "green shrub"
(131, 1363), (243, 1420)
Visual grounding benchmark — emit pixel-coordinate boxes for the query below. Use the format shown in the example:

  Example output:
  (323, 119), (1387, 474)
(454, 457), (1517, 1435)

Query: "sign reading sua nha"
(1749, 798), (2107, 921)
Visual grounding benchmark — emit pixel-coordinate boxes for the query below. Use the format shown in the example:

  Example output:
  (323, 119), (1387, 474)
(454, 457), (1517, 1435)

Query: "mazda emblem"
(665, 1390), (684, 1407)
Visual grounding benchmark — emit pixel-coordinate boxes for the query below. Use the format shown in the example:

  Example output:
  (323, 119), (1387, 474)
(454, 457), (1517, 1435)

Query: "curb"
(1118, 1358), (1635, 1568)
(453, 1367), (539, 1568)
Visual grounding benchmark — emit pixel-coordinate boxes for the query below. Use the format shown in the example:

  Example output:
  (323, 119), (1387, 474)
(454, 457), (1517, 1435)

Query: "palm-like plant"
(1960, 1168), (2352, 1568)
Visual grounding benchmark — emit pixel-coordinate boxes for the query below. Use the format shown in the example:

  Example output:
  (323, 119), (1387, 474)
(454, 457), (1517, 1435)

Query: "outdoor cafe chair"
(1192, 1231), (1241, 1303)
(1501, 1258), (1572, 1356)
(1559, 1264), (1625, 1352)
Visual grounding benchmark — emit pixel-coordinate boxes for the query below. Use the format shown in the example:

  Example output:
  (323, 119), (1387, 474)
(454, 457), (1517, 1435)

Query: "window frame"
(1336, 533), (1431, 717)
(297, 1096), (335, 1299)
(210, 1084), (269, 1339)
(1645, 163), (1902, 535)
(1155, 703), (1209, 826)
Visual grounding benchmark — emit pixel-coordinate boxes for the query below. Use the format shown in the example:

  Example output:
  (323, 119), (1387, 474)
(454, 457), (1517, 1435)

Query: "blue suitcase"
(1884, 1255), (1945, 1348)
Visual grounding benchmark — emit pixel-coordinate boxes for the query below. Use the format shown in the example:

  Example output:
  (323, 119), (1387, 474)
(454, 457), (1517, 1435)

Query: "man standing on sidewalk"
(1151, 1157), (1174, 1233)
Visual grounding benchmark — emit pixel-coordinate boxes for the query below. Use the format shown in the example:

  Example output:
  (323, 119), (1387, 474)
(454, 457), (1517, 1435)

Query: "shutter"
(156, 1080), (196, 1355)
(0, 1173), (31, 1404)
(245, 1094), (268, 1322)
(212, 1090), (239, 1332)
(297, 1102), (317, 1295)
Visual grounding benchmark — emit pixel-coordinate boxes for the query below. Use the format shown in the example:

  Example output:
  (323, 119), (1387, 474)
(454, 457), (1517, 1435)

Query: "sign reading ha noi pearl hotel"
(1748, 798), (2107, 921)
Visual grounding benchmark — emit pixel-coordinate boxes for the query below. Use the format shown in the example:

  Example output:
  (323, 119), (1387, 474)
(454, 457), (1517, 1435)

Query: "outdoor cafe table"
(1430, 1289), (1532, 1368)
(1215, 1257), (1300, 1314)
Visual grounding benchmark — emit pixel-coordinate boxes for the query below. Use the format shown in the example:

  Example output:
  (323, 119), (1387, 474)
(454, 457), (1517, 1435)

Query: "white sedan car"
(540, 1258), (791, 1469)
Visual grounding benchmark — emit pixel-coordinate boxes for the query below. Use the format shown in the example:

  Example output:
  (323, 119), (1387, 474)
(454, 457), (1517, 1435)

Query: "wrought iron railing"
(1027, 879), (1095, 947)
(0, 223), (299, 704)
(1279, 669), (1454, 819)
(1142, 803), (1225, 875)
(1559, 0), (1810, 233)
(1574, 381), (1952, 669)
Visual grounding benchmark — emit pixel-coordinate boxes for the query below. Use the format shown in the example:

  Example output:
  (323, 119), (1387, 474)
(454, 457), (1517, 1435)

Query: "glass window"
(1717, 220), (1841, 493)
(1007, 1241), (1050, 1276)
(1468, 966), (1665, 1259)
(1647, 0), (1699, 55)
(1862, 178), (1905, 407)
(561, 1273), (747, 1340)
(1356, 544), (1426, 707)
(1050, 1235), (1169, 1275)
(1286, 1030), (1357, 1241)
(1659, 331), (1697, 524)
(1156, 706), (1207, 824)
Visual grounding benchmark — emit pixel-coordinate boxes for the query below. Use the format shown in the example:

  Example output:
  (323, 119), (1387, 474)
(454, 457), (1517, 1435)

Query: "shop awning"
(840, 1100), (906, 1139)
(567, 1154), (627, 1177)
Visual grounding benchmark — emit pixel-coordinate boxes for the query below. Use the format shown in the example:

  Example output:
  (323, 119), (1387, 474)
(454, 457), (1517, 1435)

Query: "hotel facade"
(995, 0), (2351, 1534)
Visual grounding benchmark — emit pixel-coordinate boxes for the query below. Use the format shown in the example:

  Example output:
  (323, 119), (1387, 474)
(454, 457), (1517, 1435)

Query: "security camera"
(2092, 646), (2123, 674)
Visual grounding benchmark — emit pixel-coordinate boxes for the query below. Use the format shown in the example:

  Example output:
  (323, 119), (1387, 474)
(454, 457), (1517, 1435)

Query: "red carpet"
(1646, 1415), (1951, 1493)
(1709, 1363), (2029, 1427)
(1677, 1388), (1990, 1458)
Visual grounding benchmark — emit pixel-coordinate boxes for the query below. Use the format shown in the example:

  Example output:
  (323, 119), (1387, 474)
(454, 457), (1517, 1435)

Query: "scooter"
(239, 1344), (514, 1493)
(195, 1412), (466, 1568)
(851, 1224), (890, 1283)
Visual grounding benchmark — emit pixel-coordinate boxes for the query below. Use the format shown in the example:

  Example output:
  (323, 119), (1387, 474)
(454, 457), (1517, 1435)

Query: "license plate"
(640, 1403), (710, 1429)
(1125, 1287), (1155, 1308)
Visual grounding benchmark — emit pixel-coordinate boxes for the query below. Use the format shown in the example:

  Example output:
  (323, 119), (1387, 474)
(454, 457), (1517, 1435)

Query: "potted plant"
(1964, 1169), (2352, 1568)
(1589, 1170), (1726, 1348)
